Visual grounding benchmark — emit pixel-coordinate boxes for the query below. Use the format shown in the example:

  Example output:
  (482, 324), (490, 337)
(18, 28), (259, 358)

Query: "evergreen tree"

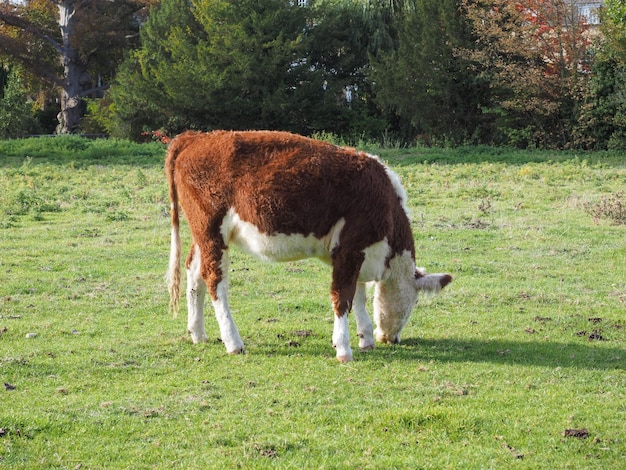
(579, 0), (626, 149)
(111, 0), (315, 136)
(0, 68), (40, 139)
(370, 0), (486, 144)
(110, 0), (390, 139)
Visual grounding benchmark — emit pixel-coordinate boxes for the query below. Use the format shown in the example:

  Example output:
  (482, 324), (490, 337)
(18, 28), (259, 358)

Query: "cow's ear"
(415, 271), (452, 292)
(439, 274), (453, 289)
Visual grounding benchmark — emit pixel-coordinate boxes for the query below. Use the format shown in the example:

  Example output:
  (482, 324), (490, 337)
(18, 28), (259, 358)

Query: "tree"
(111, 0), (309, 136)
(578, 0), (626, 149)
(370, 0), (486, 144)
(460, 0), (594, 148)
(110, 0), (389, 139)
(303, 0), (391, 137)
(603, 0), (626, 55)
(0, 0), (148, 134)
(0, 67), (40, 138)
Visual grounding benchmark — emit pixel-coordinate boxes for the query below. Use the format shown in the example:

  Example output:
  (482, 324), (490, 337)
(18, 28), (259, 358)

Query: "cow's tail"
(165, 135), (184, 317)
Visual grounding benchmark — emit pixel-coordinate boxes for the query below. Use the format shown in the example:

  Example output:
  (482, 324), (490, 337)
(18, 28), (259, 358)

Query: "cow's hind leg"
(354, 282), (375, 351)
(203, 248), (245, 355)
(186, 244), (208, 343)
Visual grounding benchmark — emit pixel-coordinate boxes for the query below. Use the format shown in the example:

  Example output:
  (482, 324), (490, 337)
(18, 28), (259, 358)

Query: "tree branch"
(79, 83), (110, 97)
(0, 8), (64, 57)
(0, 34), (64, 88)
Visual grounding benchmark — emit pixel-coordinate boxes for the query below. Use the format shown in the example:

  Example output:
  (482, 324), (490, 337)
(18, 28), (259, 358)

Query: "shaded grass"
(1, 137), (625, 468)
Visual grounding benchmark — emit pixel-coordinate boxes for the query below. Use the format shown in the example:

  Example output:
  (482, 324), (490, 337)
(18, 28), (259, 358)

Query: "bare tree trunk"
(56, 0), (83, 134)
(1, 0), (123, 134)
(57, 62), (83, 134)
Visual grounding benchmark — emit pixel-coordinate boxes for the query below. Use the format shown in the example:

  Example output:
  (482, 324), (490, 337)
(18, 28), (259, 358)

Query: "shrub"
(586, 190), (626, 225)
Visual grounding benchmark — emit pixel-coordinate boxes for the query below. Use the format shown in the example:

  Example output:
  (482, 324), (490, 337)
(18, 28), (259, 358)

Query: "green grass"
(1, 137), (625, 469)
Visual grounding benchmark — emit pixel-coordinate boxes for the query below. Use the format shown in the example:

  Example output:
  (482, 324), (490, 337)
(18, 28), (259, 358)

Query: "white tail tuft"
(166, 224), (182, 317)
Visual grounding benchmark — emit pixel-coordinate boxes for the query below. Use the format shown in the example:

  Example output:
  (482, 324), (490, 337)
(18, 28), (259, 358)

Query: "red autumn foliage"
(459, 0), (596, 147)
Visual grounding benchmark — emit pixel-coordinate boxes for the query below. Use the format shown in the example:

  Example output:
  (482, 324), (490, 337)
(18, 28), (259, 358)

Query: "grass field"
(1, 136), (625, 469)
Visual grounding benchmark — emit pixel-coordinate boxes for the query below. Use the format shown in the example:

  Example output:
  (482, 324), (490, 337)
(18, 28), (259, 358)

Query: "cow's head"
(373, 262), (452, 344)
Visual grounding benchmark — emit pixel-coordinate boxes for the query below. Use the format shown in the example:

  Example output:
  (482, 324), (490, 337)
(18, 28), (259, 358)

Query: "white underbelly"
(220, 208), (391, 281)
(221, 209), (344, 263)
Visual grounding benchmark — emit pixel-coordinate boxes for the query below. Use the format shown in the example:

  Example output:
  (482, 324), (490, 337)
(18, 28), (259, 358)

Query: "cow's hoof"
(189, 332), (209, 344)
(375, 332), (400, 345)
(359, 344), (375, 352)
(336, 355), (354, 363)
(228, 348), (245, 355)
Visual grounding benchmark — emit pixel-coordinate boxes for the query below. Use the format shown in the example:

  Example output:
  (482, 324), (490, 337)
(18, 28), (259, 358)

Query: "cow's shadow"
(354, 336), (626, 371)
(254, 335), (625, 371)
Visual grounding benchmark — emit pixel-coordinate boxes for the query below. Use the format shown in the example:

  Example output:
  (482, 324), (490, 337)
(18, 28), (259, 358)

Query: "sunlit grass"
(1, 137), (625, 468)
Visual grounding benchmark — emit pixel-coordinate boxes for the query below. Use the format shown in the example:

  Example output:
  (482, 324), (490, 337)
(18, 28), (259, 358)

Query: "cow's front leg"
(353, 282), (375, 351)
(331, 257), (363, 362)
(332, 311), (352, 363)
(187, 244), (208, 343)
(206, 249), (244, 355)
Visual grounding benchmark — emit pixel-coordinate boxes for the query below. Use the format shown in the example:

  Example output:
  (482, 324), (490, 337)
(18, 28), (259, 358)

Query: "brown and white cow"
(166, 130), (451, 362)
